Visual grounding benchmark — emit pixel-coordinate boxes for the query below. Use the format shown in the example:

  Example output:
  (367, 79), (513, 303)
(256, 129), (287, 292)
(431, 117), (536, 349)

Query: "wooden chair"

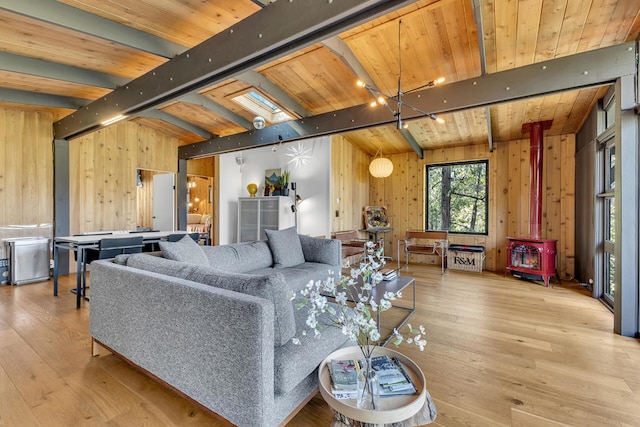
(332, 230), (369, 264)
(397, 230), (449, 274)
(167, 232), (200, 242)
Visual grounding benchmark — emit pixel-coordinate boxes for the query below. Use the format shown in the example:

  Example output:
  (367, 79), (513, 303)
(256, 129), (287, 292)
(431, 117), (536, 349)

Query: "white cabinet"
(237, 196), (295, 242)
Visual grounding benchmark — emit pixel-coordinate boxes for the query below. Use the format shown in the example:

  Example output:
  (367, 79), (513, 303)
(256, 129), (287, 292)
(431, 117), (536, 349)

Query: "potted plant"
(280, 170), (291, 196)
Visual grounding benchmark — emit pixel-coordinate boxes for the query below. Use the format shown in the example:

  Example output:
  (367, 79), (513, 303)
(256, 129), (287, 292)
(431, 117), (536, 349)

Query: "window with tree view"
(426, 160), (488, 235)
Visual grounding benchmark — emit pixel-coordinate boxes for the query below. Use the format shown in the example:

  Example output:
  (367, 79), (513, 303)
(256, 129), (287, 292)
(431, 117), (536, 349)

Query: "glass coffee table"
(328, 273), (416, 345)
(319, 346), (437, 425)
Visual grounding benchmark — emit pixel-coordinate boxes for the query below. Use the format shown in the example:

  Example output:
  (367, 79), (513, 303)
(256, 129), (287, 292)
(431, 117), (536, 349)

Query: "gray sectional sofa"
(89, 227), (349, 427)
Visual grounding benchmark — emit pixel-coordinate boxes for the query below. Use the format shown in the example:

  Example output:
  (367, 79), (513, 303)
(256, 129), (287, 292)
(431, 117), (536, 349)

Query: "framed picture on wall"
(265, 168), (282, 188)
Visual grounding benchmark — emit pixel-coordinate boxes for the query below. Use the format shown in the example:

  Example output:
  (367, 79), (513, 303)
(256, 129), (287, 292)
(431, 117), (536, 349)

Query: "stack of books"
(379, 268), (398, 281)
(328, 355), (417, 399)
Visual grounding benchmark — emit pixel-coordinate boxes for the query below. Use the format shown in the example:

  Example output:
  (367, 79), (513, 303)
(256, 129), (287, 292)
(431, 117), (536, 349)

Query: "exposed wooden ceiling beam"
(178, 93), (253, 130)
(0, 52), (128, 89)
(322, 36), (377, 90)
(53, 0), (416, 140)
(398, 128), (423, 159)
(137, 110), (213, 139)
(322, 35), (424, 158)
(179, 42), (637, 158)
(0, 88), (87, 109)
(0, 0), (187, 59)
(471, 0), (493, 152)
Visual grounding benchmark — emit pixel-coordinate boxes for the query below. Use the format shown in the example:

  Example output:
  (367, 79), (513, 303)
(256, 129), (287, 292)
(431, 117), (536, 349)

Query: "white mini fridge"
(3, 237), (51, 285)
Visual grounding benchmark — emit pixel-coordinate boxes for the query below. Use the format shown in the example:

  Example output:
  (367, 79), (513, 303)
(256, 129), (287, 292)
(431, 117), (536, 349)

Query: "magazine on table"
(370, 355), (417, 396)
(329, 359), (360, 398)
(328, 355), (417, 399)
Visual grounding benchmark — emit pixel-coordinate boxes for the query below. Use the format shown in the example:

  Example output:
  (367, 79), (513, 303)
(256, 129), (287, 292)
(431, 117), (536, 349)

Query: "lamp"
(235, 155), (245, 172)
(290, 182), (301, 218)
(356, 20), (445, 130)
(136, 169), (143, 187)
(369, 148), (393, 178)
(291, 195), (302, 212)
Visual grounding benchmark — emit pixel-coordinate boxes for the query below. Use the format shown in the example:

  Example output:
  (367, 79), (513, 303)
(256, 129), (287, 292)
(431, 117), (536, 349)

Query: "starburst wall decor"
(285, 142), (313, 169)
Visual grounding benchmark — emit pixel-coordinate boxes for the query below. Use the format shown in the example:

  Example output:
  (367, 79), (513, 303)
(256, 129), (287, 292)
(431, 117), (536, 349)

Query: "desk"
(319, 346), (436, 425)
(53, 230), (188, 308)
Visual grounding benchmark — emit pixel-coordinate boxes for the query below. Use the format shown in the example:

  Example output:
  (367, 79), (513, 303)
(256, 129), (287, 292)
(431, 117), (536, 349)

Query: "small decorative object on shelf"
(246, 183), (258, 197)
(293, 241), (427, 411)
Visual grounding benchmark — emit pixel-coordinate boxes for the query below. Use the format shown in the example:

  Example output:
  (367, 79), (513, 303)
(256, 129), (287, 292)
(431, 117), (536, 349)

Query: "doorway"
(136, 170), (175, 231)
(153, 173), (176, 231)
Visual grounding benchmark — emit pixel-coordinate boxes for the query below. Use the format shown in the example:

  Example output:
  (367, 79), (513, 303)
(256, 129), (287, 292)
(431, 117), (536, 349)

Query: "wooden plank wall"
(367, 135), (575, 277)
(69, 121), (180, 235)
(331, 134), (370, 237)
(188, 176), (213, 215)
(187, 157), (215, 177)
(0, 108), (54, 257)
(186, 158), (215, 215)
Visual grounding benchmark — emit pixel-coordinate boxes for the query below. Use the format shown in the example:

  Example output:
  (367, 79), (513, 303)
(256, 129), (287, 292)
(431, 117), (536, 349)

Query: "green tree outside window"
(426, 160), (488, 235)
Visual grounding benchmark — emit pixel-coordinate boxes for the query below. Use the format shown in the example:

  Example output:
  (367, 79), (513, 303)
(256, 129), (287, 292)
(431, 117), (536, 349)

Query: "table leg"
(76, 248), (83, 308)
(53, 244), (59, 296)
(382, 280), (416, 346)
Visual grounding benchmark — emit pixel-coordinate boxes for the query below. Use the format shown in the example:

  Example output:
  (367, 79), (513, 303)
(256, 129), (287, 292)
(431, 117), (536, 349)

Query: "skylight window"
(230, 89), (294, 124)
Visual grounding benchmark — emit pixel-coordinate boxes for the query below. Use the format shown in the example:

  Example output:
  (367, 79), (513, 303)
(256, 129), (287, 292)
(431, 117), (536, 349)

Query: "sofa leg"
(91, 337), (101, 357)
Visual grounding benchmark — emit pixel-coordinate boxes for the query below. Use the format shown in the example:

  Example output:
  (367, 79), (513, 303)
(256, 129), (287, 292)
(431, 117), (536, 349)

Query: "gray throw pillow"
(265, 226), (305, 268)
(159, 234), (209, 266)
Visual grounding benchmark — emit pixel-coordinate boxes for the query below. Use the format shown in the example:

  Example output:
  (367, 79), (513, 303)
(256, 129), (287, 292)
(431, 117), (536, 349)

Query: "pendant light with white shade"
(369, 148), (393, 178)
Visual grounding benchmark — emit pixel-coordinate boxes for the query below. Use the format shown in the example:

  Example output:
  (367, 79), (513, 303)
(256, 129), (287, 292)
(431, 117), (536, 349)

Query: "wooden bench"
(397, 230), (449, 274)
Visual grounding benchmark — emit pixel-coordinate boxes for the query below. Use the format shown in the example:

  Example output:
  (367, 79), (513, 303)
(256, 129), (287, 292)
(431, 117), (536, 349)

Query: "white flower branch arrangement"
(292, 241), (427, 361)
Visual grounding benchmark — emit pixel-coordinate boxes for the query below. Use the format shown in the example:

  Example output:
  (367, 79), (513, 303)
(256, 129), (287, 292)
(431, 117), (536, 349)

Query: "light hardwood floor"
(1, 266), (639, 426)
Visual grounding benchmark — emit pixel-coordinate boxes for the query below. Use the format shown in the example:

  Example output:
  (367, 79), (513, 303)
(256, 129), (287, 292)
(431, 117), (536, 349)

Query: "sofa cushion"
(124, 254), (296, 346)
(159, 234), (209, 266)
(185, 269), (295, 348)
(126, 252), (206, 279)
(265, 227), (305, 268)
(202, 241), (273, 273)
(250, 262), (335, 294)
(299, 234), (341, 268)
(274, 306), (350, 394)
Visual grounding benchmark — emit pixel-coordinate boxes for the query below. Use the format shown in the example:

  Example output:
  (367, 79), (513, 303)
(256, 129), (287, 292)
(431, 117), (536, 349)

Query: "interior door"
(153, 173), (175, 231)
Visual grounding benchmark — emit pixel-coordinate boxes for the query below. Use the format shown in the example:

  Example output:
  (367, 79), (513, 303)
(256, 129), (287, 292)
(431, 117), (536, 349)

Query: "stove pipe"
(521, 120), (552, 240)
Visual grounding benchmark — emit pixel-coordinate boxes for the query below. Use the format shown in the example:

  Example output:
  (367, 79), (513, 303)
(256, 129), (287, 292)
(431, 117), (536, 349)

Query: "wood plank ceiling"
(0, 0), (638, 155)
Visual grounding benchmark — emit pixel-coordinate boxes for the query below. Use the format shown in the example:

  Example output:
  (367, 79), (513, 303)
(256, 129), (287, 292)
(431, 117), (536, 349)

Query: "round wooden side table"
(318, 346), (436, 425)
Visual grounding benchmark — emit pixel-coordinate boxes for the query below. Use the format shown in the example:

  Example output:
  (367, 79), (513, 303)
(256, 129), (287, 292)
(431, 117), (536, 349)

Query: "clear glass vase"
(357, 355), (380, 409)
